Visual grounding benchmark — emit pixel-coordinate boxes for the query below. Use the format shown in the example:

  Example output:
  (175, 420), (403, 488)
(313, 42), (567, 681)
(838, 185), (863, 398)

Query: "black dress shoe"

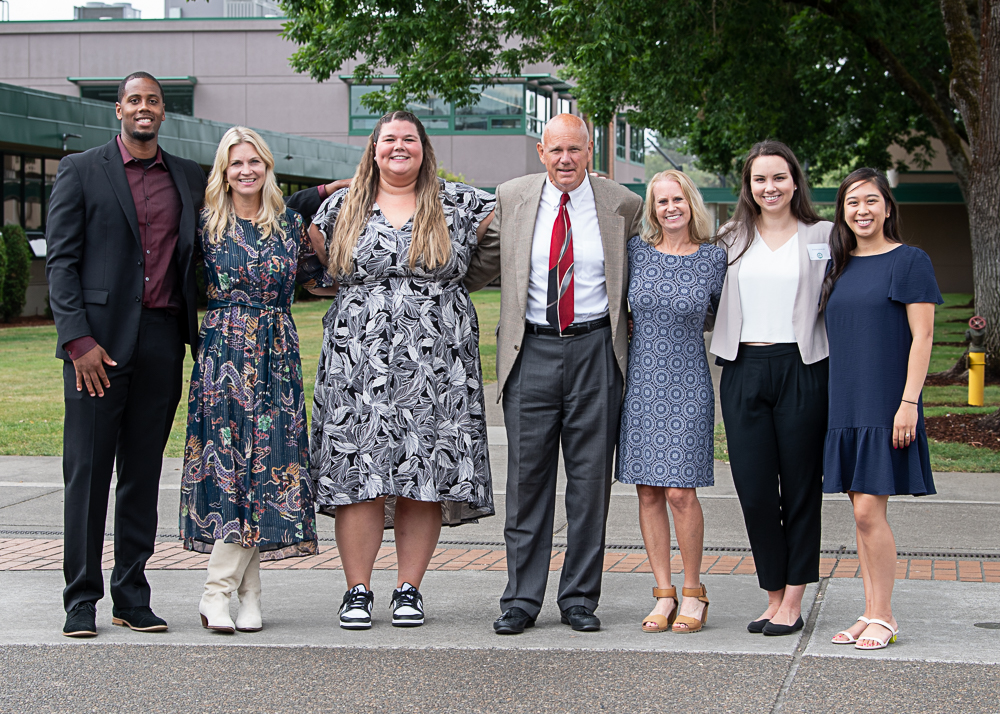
(494, 607), (535, 634)
(111, 605), (168, 632)
(63, 602), (97, 638)
(762, 616), (803, 636)
(560, 606), (601, 632)
(747, 617), (770, 634)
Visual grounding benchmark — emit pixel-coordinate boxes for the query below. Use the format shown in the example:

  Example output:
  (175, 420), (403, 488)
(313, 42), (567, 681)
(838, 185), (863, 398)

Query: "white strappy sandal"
(854, 618), (899, 650)
(832, 616), (870, 644)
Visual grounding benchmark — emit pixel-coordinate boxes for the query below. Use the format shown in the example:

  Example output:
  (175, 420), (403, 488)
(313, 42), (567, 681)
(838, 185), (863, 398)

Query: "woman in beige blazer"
(710, 140), (833, 636)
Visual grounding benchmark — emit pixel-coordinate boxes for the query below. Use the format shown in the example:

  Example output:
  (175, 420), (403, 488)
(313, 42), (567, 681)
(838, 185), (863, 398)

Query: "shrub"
(0, 233), (7, 307)
(0, 223), (31, 322)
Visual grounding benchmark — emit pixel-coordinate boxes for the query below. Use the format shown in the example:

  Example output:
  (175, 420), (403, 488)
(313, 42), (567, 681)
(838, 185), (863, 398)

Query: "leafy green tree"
(0, 224), (30, 323)
(281, 0), (1000, 370)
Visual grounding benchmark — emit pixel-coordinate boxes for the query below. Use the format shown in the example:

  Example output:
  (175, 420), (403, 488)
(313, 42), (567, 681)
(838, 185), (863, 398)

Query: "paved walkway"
(2, 450), (999, 713)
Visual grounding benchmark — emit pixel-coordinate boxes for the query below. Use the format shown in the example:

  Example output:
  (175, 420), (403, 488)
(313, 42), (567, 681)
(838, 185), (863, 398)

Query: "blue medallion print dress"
(823, 244), (942, 496)
(181, 208), (328, 558)
(618, 238), (727, 488)
(309, 180), (497, 526)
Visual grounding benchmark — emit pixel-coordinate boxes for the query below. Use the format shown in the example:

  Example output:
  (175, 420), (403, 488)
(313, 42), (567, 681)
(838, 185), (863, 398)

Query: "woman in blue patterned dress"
(308, 111), (496, 629)
(618, 170), (727, 633)
(821, 168), (940, 650)
(181, 127), (330, 633)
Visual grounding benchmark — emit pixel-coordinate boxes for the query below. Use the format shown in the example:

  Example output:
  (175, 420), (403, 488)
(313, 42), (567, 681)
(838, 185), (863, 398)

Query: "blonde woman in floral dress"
(180, 127), (330, 633)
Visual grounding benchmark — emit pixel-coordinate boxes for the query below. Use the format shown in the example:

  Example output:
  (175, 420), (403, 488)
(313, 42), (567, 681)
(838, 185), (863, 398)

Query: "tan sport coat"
(709, 219), (834, 365)
(465, 173), (644, 401)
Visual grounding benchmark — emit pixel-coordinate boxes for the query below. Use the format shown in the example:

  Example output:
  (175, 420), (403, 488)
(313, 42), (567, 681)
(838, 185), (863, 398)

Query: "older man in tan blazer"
(466, 114), (643, 634)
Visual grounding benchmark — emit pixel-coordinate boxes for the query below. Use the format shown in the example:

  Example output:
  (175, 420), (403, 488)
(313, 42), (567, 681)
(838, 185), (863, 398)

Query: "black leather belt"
(525, 315), (611, 337)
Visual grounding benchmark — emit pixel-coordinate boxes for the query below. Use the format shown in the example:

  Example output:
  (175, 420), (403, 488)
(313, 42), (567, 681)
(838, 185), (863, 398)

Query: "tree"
(281, 0), (999, 373)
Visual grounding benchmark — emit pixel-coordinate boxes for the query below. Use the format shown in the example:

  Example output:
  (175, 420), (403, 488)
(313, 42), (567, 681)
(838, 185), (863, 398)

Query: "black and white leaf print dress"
(310, 179), (496, 526)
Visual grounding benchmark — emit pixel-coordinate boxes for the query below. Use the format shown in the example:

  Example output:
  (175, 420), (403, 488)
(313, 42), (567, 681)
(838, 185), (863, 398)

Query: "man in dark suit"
(46, 71), (206, 637)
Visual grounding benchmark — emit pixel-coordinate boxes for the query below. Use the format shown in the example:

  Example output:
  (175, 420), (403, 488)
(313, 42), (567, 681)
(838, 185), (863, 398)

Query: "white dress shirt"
(526, 177), (608, 325)
(737, 230), (800, 343)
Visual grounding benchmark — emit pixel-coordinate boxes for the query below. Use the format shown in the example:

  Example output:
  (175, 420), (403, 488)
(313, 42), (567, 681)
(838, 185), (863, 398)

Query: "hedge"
(1, 223), (31, 322)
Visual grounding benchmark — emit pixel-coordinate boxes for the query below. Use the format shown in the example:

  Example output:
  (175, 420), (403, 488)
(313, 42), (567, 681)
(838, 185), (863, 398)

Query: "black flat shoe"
(762, 616), (803, 636)
(112, 605), (168, 632)
(494, 607), (535, 635)
(747, 618), (770, 634)
(63, 602), (97, 638)
(560, 605), (601, 632)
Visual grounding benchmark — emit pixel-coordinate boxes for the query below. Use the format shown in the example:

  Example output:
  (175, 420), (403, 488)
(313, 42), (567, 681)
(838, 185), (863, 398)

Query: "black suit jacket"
(46, 138), (206, 363)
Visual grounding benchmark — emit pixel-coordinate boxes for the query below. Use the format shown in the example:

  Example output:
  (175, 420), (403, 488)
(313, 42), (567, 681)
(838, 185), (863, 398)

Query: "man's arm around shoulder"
(464, 184), (505, 292)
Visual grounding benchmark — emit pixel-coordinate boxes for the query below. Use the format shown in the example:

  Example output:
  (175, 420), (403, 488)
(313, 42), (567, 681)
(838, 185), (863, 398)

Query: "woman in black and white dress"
(308, 111), (496, 629)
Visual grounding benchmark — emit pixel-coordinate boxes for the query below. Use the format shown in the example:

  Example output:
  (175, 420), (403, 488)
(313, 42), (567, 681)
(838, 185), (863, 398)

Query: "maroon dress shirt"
(65, 137), (183, 360)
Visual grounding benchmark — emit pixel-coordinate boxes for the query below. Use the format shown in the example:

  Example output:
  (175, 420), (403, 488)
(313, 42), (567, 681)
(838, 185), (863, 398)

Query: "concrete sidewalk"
(1, 452), (999, 713)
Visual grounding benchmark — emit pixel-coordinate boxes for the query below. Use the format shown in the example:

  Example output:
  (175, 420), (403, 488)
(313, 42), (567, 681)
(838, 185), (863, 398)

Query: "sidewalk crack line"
(769, 573), (832, 714)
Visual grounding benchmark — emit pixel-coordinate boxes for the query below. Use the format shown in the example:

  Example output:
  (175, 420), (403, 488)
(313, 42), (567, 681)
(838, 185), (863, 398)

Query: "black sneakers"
(62, 602), (97, 638)
(339, 584), (375, 629)
(111, 605), (169, 632)
(391, 583), (424, 627)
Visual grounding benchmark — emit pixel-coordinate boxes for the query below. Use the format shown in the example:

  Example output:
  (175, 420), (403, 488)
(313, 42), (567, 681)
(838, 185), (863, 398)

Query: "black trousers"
(62, 309), (184, 611)
(719, 344), (828, 591)
(500, 327), (623, 618)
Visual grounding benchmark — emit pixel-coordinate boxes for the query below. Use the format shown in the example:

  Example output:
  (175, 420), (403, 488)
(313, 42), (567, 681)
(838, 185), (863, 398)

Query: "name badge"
(807, 243), (830, 261)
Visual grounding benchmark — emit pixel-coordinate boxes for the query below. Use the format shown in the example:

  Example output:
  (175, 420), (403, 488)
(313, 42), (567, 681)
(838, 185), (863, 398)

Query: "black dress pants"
(62, 309), (184, 611)
(719, 344), (827, 591)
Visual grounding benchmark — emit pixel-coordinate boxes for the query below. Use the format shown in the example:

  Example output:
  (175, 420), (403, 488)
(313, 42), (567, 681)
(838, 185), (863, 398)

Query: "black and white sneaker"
(391, 583), (424, 627)
(339, 584), (374, 629)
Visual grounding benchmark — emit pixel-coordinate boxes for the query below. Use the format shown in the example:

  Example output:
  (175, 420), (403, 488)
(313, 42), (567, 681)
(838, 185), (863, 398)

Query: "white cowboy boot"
(199, 541), (254, 634)
(234, 547), (262, 632)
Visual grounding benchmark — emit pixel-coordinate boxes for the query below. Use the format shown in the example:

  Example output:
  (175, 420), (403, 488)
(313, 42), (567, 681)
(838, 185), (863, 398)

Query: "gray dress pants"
(500, 326), (623, 618)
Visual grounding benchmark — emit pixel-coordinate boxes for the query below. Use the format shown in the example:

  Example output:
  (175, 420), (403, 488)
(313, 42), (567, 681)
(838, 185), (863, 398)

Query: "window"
(526, 87), (551, 135)
(3, 154), (20, 225)
(79, 84), (195, 116)
(593, 123), (609, 174)
(630, 126), (645, 164)
(1, 153), (63, 241)
(558, 97), (573, 116)
(616, 119), (627, 161)
(349, 83), (527, 135)
(455, 84), (524, 131)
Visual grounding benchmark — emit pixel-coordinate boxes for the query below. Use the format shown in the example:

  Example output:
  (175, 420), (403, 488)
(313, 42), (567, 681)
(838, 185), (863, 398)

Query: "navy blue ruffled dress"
(823, 244), (942, 496)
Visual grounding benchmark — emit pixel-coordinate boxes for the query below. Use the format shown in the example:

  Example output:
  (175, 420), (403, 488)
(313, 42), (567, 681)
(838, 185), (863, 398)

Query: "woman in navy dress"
(821, 168), (941, 650)
(618, 170), (727, 633)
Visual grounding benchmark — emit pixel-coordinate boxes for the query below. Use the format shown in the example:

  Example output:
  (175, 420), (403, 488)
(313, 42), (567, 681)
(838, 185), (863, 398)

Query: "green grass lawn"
(3, 288), (997, 470)
(0, 290), (502, 458)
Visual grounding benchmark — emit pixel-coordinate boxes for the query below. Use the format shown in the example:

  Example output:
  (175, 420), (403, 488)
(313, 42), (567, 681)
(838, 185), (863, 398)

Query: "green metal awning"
(0, 81), (362, 181)
(68, 76), (198, 86)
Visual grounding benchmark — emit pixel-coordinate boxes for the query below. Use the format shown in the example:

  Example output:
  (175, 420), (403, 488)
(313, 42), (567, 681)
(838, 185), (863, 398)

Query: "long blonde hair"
(329, 111), (449, 275)
(203, 126), (286, 245)
(641, 170), (713, 246)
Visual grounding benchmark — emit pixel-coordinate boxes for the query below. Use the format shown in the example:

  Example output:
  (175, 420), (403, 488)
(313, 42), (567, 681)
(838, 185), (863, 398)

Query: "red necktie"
(547, 192), (574, 332)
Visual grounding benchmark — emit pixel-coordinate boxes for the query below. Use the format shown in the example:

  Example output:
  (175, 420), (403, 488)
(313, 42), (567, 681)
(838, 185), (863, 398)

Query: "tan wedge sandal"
(672, 584), (709, 633)
(641, 586), (678, 633)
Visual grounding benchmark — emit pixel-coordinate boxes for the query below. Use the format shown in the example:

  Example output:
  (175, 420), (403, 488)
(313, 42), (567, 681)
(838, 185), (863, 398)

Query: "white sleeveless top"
(737, 231), (799, 343)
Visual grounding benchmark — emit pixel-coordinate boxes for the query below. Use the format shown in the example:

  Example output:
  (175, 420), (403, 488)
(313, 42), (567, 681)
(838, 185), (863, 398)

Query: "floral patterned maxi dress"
(181, 208), (327, 558)
(310, 180), (496, 526)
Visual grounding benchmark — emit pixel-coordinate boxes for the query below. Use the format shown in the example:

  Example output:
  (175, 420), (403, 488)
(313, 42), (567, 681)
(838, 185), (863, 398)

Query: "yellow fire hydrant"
(966, 315), (986, 407)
